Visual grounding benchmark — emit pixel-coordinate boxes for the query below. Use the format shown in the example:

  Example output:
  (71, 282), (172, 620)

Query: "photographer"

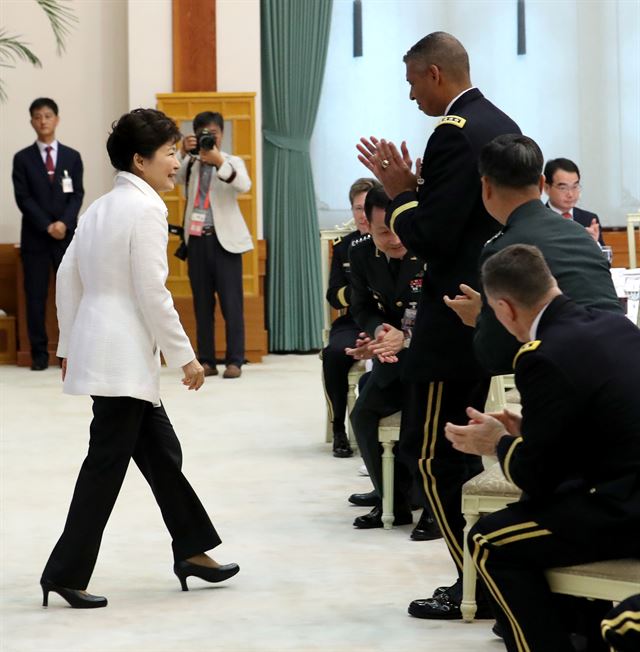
(177, 111), (253, 379)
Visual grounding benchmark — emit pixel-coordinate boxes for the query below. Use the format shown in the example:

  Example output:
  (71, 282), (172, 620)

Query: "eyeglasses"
(551, 183), (582, 193)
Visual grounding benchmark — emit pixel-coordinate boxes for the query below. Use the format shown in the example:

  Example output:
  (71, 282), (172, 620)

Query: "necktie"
(562, 211), (572, 219)
(45, 146), (55, 183)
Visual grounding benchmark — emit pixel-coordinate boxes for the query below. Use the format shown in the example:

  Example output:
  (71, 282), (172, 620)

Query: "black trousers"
(470, 503), (619, 652)
(21, 243), (66, 364)
(322, 317), (360, 435)
(400, 379), (488, 585)
(187, 232), (244, 367)
(350, 377), (413, 509)
(41, 397), (220, 590)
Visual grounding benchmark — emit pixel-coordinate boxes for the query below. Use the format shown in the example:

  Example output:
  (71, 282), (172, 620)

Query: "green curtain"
(261, 0), (333, 351)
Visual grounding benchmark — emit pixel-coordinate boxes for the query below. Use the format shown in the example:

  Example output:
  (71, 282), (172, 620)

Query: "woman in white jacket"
(40, 109), (238, 609)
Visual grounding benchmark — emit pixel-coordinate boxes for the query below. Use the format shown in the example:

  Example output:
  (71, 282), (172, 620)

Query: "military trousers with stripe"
(470, 503), (617, 652)
(400, 378), (489, 599)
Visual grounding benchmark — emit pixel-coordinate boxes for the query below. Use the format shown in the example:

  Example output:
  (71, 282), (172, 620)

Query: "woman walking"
(40, 109), (238, 608)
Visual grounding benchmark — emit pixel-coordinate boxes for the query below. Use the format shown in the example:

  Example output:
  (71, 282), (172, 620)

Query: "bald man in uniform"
(358, 31), (520, 618)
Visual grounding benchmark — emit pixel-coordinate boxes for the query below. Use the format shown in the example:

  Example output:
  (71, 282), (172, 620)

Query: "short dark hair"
(543, 158), (581, 184)
(478, 134), (544, 189)
(363, 184), (388, 222)
(106, 108), (181, 172)
(348, 177), (377, 206)
(29, 97), (58, 116)
(193, 111), (224, 134)
(481, 244), (555, 307)
(403, 32), (470, 82)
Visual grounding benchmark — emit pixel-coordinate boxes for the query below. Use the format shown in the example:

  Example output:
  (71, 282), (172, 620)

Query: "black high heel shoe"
(41, 579), (108, 609)
(173, 560), (240, 591)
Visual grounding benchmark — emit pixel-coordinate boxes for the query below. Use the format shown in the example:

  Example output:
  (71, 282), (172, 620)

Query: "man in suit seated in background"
(544, 157), (605, 247)
(346, 185), (440, 540)
(12, 97), (84, 370)
(445, 243), (640, 652)
(322, 177), (376, 458)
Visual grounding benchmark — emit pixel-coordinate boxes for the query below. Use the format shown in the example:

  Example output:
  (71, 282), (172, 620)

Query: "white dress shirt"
(36, 139), (58, 167)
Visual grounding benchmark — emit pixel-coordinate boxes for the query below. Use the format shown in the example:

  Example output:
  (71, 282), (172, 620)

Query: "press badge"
(61, 170), (73, 193)
(188, 209), (206, 237)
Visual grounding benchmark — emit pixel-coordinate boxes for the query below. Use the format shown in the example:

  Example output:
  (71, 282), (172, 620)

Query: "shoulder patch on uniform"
(351, 233), (372, 247)
(436, 115), (467, 129)
(512, 340), (541, 368)
(332, 236), (343, 245)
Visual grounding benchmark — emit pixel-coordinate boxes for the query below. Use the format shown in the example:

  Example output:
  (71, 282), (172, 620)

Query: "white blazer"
(56, 172), (196, 405)
(176, 152), (254, 253)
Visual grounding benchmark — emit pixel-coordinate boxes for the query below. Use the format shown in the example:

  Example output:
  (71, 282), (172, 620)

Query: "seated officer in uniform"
(601, 594), (640, 652)
(346, 185), (440, 540)
(544, 157), (605, 247)
(445, 134), (622, 377)
(445, 244), (640, 652)
(322, 178), (376, 457)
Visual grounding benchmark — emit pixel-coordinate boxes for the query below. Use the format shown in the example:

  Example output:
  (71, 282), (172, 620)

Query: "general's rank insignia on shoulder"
(512, 340), (541, 368)
(436, 115), (467, 129)
(351, 233), (372, 247)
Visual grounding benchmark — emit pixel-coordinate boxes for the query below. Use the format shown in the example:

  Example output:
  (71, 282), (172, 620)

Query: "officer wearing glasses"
(543, 158), (605, 246)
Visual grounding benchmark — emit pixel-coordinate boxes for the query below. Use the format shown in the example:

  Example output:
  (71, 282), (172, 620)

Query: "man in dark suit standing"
(445, 244), (640, 652)
(12, 98), (84, 370)
(544, 157), (605, 246)
(357, 32), (520, 618)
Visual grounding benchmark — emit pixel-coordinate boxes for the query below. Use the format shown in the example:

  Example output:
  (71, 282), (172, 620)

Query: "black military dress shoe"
(332, 432), (353, 458)
(348, 490), (379, 507)
(410, 510), (442, 541)
(31, 359), (48, 371)
(408, 592), (494, 620)
(353, 505), (412, 529)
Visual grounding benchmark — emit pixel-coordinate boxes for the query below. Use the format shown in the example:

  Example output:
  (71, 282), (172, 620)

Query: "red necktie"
(562, 212), (572, 219)
(45, 146), (55, 183)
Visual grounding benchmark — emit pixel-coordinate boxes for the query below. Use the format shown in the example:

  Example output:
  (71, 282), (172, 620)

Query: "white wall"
(216, 0), (263, 237)
(0, 0), (129, 243)
(311, 0), (640, 227)
(127, 0), (173, 111)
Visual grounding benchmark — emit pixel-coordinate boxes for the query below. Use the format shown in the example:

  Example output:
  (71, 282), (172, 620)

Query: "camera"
(189, 128), (216, 155)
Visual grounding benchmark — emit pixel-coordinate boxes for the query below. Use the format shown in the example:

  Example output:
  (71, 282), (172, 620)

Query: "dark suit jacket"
(546, 202), (605, 246)
(385, 88), (521, 381)
(497, 296), (640, 550)
(474, 199), (622, 375)
(12, 142), (84, 253)
(573, 206), (605, 246)
(349, 235), (425, 388)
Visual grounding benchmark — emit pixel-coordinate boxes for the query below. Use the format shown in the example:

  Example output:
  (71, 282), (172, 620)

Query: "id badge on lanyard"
(188, 175), (211, 237)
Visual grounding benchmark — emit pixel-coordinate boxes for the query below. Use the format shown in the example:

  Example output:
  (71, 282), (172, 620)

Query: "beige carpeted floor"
(1, 355), (503, 652)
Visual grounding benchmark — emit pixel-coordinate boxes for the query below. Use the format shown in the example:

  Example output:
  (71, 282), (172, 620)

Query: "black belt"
(201, 225), (215, 236)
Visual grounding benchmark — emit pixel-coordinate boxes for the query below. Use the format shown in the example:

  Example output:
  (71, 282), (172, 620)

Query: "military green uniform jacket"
(496, 296), (640, 549)
(349, 235), (425, 387)
(474, 199), (622, 375)
(385, 88), (521, 382)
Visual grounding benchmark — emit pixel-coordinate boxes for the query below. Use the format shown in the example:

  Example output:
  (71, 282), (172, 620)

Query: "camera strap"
(179, 157), (197, 239)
